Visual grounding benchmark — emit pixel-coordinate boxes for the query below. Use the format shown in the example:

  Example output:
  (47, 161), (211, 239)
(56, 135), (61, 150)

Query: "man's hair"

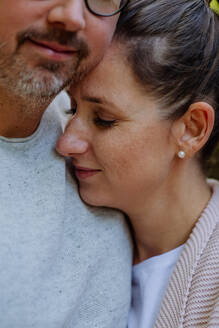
(116, 0), (219, 161)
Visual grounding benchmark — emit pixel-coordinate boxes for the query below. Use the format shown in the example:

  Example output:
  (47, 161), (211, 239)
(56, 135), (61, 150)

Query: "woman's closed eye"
(93, 115), (118, 128)
(65, 98), (118, 128)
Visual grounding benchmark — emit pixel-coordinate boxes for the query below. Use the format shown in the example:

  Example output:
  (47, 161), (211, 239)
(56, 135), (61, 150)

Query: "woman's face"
(56, 44), (176, 212)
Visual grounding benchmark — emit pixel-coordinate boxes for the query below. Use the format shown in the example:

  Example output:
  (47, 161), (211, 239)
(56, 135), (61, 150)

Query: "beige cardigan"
(155, 179), (219, 328)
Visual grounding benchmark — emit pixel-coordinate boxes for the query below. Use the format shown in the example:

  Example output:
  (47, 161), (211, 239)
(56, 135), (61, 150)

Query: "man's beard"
(0, 27), (89, 107)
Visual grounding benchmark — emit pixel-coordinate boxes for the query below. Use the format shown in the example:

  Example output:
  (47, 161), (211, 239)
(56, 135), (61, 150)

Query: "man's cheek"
(89, 17), (118, 50)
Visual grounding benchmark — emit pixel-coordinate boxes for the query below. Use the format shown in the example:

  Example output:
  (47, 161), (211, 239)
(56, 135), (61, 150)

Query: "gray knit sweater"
(0, 92), (132, 328)
(155, 179), (219, 328)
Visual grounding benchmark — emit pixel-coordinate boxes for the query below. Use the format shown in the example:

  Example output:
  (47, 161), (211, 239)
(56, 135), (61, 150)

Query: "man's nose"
(48, 0), (86, 32)
(56, 122), (89, 157)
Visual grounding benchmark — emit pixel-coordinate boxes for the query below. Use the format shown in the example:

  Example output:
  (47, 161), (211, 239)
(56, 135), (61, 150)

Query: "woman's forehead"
(79, 46), (137, 95)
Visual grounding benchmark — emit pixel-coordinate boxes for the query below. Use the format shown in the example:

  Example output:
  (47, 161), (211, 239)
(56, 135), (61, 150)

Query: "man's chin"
(14, 66), (73, 101)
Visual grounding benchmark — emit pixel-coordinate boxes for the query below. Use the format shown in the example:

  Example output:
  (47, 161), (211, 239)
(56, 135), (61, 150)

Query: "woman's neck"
(125, 163), (212, 265)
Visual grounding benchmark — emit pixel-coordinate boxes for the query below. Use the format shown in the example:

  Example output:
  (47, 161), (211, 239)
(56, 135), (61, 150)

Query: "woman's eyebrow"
(81, 95), (116, 108)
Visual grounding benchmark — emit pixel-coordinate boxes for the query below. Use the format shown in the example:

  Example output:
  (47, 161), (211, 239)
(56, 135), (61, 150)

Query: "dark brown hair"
(116, 0), (219, 161)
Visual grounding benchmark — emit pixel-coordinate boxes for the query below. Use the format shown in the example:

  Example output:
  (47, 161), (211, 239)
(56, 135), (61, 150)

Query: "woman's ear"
(171, 102), (215, 158)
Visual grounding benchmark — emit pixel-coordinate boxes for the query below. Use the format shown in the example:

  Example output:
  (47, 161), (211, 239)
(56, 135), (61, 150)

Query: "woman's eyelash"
(65, 107), (117, 128)
(94, 116), (117, 128)
(65, 107), (77, 115)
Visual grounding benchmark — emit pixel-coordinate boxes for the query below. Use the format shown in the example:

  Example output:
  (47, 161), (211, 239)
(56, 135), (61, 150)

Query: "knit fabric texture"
(0, 91), (132, 328)
(155, 179), (219, 328)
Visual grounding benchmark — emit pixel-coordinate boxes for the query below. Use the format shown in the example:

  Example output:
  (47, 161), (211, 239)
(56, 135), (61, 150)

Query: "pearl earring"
(178, 150), (185, 159)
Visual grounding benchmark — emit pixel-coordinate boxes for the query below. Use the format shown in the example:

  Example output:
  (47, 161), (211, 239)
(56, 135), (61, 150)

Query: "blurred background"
(206, 142), (219, 179)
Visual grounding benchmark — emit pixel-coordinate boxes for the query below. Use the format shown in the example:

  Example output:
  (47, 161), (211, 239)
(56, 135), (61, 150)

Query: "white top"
(128, 245), (184, 328)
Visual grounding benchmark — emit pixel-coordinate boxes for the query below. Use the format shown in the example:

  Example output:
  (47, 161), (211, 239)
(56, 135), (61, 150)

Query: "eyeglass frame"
(84, 0), (129, 17)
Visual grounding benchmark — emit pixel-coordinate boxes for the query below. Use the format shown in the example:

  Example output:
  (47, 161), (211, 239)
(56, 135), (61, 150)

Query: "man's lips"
(27, 38), (78, 60)
(30, 39), (78, 53)
(74, 166), (102, 180)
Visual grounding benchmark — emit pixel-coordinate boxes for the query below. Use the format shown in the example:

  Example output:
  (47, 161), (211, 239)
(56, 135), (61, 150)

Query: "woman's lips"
(74, 166), (101, 180)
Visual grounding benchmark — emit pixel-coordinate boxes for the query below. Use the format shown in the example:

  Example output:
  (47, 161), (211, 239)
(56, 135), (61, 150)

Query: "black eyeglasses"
(84, 0), (128, 17)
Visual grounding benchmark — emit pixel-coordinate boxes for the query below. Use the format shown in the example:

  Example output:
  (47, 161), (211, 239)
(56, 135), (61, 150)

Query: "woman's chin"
(79, 189), (107, 207)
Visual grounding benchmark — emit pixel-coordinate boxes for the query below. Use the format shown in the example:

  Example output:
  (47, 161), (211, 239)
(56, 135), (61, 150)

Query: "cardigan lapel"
(154, 179), (219, 328)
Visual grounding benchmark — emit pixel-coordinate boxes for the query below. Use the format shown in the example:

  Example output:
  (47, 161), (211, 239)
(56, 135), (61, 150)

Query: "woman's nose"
(56, 122), (89, 157)
(48, 0), (86, 32)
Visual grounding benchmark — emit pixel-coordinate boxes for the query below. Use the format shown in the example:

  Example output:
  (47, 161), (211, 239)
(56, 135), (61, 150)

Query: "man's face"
(0, 0), (118, 103)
